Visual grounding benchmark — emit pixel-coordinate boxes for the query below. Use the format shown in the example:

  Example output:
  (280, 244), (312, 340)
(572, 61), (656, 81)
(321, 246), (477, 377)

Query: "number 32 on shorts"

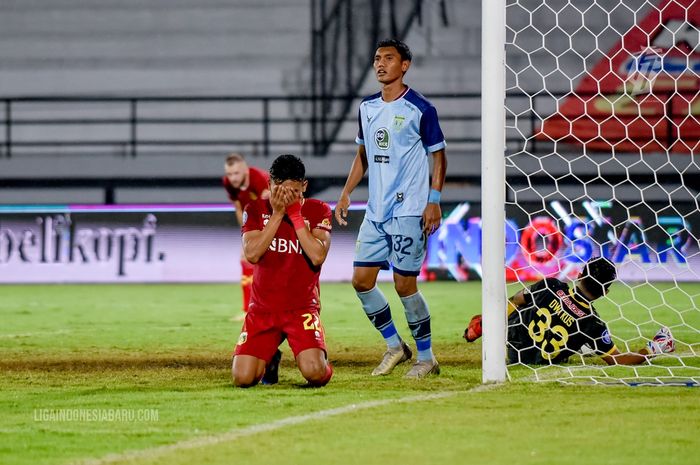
(393, 235), (413, 255)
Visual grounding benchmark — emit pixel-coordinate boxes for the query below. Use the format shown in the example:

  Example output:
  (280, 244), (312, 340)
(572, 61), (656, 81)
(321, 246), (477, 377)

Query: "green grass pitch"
(1, 282), (699, 465)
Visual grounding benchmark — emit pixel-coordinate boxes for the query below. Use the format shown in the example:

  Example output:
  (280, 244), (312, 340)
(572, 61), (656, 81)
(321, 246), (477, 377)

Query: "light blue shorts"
(353, 216), (426, 276)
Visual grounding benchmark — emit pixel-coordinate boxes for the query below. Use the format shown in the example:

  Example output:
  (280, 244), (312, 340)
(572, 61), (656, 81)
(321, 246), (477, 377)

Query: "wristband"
(286, 201), (306, 230)
(428, 189), (441, 204)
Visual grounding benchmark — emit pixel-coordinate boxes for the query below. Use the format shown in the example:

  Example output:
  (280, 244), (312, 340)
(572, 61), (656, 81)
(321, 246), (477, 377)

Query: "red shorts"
(234, 307), (327, 363)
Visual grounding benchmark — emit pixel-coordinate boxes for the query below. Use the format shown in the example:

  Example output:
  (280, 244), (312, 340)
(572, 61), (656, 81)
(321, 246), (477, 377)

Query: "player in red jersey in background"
(232, 154), (333, 387)
(222, 153), (270, 320)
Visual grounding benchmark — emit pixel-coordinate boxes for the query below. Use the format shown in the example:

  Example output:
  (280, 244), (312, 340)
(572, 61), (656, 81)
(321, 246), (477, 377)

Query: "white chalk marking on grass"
(0, 329), (72, 339)
(0, 326), (193, 339)
(73, 384), (503, 465)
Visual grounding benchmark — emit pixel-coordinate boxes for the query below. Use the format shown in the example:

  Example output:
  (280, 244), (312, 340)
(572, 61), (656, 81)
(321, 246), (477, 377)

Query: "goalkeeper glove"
(463, 314), (482, 342)
(646, 326), (675, 356)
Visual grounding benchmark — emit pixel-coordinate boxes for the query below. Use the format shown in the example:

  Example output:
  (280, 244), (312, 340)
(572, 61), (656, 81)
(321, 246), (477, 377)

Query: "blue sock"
(357, 287), (402, 349)
(401, 292), (433, 361)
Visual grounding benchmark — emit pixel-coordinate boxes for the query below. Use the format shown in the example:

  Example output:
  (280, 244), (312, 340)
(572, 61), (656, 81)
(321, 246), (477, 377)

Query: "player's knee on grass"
(297, 349), (332, 386)
(232, 367), (263, 388)
(231, 355), (265, 388)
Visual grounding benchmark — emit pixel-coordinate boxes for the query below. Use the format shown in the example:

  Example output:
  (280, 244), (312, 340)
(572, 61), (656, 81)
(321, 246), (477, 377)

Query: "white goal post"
(481, 0), (508, 383)
(481, 0), (700, 385)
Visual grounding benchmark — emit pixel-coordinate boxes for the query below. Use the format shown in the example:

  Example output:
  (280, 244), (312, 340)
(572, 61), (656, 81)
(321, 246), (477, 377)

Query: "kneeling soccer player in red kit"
(232, 154), (333, 387)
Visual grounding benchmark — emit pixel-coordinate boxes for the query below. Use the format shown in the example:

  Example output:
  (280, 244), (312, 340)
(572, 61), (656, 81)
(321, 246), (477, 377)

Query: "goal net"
(484, 0), (700, 385)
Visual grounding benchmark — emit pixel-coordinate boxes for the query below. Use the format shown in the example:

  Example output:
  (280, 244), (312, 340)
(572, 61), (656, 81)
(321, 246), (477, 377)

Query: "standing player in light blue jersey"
(335, 39), (447, 378)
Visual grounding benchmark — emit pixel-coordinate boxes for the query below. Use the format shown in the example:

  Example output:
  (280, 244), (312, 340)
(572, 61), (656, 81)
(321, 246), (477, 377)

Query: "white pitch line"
(0, 326), (195, 339)
(0, 329), (72, 339)
(72, 384), (502, 465)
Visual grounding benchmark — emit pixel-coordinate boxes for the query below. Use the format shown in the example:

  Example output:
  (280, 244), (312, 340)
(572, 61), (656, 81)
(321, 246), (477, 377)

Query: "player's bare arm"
(423, 149), (447, 235)
(284, 185), (331, 266)
(242, 185), (289, 263)
(601, 347), (649, 366)
(507, 289), (528, 316)
(296, 226), (331, 267)
(335, 145), (368, 226)
(601, 326), (674, 366)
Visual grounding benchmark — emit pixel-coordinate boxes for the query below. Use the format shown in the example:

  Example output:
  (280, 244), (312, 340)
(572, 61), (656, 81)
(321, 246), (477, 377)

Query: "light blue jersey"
(356, 88), (446, 222)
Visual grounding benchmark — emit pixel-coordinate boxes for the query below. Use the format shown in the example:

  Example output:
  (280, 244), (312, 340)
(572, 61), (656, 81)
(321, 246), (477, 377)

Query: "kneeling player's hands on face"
(283, 186), (300, 206)
(285, 190), (303, 215)
(271, 185), (290, 214)
(291, 184), (305, 201)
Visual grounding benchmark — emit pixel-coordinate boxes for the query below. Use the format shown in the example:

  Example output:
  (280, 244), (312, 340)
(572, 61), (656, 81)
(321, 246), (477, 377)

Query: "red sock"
(241, 260), (254, 312)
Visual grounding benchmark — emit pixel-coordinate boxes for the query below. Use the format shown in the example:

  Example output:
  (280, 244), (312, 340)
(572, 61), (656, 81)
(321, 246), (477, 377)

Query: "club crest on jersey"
(601, 329), (612, 345)
(242, 211), (248, 225)
(392, 115), (405, 131)
(374, 128), (390, 150)
(237, 332), (247, 345)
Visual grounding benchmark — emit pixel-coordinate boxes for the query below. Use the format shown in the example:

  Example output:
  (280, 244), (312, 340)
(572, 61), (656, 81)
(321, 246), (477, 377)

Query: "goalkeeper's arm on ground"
(600, 326), (675, 366)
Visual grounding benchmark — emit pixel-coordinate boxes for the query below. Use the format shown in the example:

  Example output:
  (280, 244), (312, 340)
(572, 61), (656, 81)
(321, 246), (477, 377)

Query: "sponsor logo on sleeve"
(601, 329), (612, 345)
(242, 211), (248, 225)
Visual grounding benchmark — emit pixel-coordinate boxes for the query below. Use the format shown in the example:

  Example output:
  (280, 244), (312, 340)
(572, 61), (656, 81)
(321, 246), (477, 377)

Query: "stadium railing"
(1, 90), (693, 160)
(0, 93), (478, 159)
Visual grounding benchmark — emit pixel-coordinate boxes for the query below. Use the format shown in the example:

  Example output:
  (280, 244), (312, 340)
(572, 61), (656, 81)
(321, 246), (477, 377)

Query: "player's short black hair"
(269, 154), (305, 183)
(377, 38), (412, 61)
(580, 257), (617, 299)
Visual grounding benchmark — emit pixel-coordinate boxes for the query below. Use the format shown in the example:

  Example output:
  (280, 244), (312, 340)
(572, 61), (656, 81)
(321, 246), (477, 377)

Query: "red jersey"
(242, 198), (332, 312)
(222, 166), (270, 209)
